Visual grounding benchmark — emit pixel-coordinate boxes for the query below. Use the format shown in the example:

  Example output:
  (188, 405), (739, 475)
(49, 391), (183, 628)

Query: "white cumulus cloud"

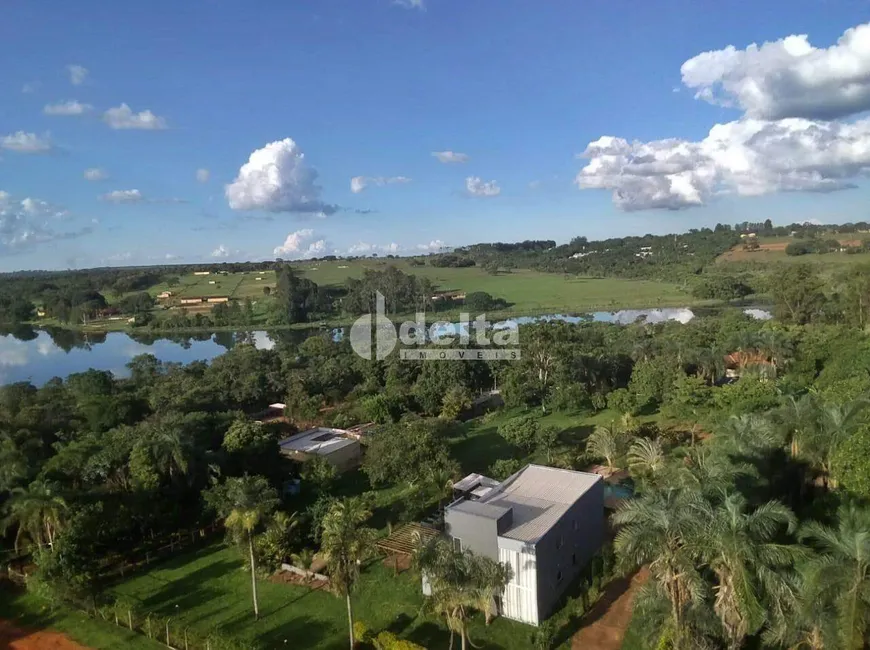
(211, 245), (230, 258)
(43, 100), (92, 116)
(466, 176), (501, 197)
(577, 117), (870, 211)
(100, 189), (145, 204)
(417, 239), (447, 252)
(84, 168), (108, 181)
(21, 81), (40, 94)
(1, 132), (52, 153)
(393, 0), (425, 9)
(274, 229), (331, 259)
(0, 191), (90, 252)
(226, 138), (337, 215)
(432, 150), (469, 163)
(67, 64), (89, 86)
(350, 175), (411, 193)
(681, 21), (870, 120)
(103, 104), (168, 130)
(196, 168), (211, 183)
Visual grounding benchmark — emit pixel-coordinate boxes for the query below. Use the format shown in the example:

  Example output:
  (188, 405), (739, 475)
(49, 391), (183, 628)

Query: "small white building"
(193, 271), (211, 276)
(278, 427), (362, 472)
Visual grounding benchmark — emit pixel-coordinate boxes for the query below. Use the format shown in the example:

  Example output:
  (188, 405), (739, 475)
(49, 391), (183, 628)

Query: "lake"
(0, 307), (772, 386)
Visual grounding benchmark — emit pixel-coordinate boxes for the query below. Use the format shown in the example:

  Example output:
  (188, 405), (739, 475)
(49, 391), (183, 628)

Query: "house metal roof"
(278, 427), (357, 456)
(479, 464), (601, 543)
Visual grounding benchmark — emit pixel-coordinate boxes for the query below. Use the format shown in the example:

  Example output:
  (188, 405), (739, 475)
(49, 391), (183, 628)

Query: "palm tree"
(692, 346), (725, 385)
(692, 492), (800, 650)
(815, 401), (868, 485)
(763, 567), (838, 650)
(675, 447), (754, 497)
(627, 437), (666, 483)
(148, 425), (189, 482)
(320, 497), (378, 650)
(777, 394), (818, 459)
(715, 414), (780, 456)
(413, 536), (512, 650)
(613, 488), (707, 650)
(2, 479), (68, 551)
(801, 504), (870, 650)
(204, 475), (279, 620)
(586, 422), (627, 473)
(470, 553), (513, 626)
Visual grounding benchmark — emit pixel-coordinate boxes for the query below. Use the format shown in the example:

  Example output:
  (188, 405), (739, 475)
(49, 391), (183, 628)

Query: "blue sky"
(3, 0), (870, 271)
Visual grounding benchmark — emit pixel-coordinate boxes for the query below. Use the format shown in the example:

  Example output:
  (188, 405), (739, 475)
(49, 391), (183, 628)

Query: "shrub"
(373, 631), (427, 650)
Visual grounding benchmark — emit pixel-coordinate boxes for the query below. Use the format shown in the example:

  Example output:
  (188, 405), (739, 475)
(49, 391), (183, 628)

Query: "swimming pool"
(604, 483), (634, 500)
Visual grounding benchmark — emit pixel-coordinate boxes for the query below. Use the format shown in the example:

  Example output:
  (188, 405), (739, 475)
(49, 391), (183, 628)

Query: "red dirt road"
(572, 568), (649, 650)
(0, 620), (91, 650)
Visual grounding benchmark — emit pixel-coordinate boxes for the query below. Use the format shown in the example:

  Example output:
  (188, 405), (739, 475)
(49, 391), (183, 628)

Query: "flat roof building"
(278, 427), (362, 472)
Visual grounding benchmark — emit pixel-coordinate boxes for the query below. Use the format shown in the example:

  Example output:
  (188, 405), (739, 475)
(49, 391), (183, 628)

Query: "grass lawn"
(0, 590), (163, 650)
(110, 543), (538, 650)
(294, 260), (698, 314)
(104, 407), (641, 650)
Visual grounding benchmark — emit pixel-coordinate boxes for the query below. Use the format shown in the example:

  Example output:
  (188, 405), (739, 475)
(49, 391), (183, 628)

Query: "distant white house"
(193, 271), (211, 276)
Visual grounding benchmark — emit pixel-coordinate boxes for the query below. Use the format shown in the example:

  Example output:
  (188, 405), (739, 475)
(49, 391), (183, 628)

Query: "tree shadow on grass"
(407, 619), (509, 650)
(450, 429), (517, 473)
(128, 558), (240, 614)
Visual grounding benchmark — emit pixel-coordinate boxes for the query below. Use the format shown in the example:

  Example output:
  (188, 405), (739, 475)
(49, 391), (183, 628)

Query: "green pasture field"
(293, 259), (699, 313)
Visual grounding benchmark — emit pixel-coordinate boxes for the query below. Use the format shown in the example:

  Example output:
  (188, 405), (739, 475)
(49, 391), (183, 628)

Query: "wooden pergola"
(377, 523), (439, 556)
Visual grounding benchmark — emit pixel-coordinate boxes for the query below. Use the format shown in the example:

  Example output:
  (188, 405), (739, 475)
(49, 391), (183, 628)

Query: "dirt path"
(0, 620), (92, 650)
(571, 568), (649, 650)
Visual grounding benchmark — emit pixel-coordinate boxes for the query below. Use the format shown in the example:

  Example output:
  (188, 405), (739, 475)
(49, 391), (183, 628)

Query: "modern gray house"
(442, 464), (604, 625)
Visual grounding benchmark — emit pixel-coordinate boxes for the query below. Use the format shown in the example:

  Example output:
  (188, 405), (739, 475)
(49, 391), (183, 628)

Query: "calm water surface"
(0, 307), (772, 386)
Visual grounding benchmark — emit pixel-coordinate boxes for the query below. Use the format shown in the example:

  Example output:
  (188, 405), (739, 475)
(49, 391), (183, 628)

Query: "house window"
(556, 570), (563, 583)
(452, 536), (462, 552)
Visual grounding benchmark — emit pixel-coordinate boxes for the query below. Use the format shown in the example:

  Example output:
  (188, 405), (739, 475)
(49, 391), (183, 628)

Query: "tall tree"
(613, 488), (707, 650)
(204, 475), (279, 620)
(801, 505), (870, 650)
(320, 497), (378, 650)
(2, 480), (68, 551)
(692, 492), (799, 649)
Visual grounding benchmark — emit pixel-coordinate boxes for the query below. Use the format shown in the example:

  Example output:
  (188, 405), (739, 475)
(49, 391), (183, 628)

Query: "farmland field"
(294, 260), (699, 313)
(150, 271), (278, 301)
(717, 235), (870, 266)
(145, 261), (701, 320)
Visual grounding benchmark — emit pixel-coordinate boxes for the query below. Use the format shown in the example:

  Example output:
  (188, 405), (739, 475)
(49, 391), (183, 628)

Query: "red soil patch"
(571, 568), (649, 650)
(0, 620), (91, 650)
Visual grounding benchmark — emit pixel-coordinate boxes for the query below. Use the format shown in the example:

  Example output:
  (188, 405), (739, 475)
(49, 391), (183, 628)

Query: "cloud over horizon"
(227, 138), (338, 215)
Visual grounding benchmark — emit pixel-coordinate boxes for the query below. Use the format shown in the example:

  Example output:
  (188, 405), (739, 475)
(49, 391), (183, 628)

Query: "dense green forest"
(4, 298), (870, 647)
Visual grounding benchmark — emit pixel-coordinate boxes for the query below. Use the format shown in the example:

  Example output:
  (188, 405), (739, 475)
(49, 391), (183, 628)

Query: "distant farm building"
(279, 427), (362, 472)
(432, 290), (466, 302)
(206, 296), (230, 304)
(157, 291), (173, 299)
(180, 298), (204, 306)
(193, 271), (211, 276)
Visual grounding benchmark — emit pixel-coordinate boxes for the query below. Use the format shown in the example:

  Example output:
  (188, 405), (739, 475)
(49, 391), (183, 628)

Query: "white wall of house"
(499, 540), (539, 625)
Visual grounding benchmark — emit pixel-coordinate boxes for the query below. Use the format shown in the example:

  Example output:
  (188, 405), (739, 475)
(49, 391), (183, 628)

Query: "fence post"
(147, 616), (152, 639)
(166, 618), (170, 646)
(128, 609), (133, 631)
(184, 628), (189, 650)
